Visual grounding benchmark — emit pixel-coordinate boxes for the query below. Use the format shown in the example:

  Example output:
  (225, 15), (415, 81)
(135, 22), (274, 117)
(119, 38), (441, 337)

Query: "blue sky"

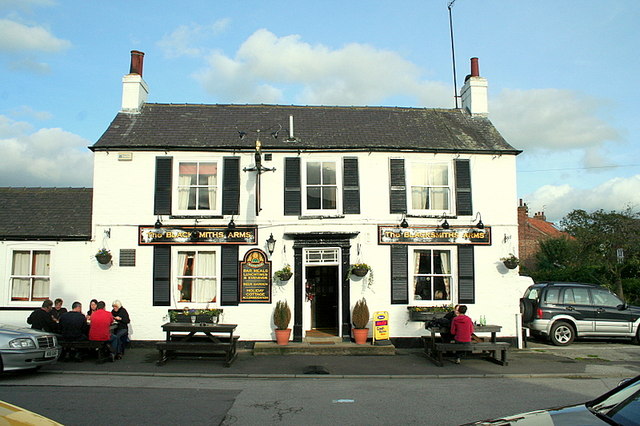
(1, 0), (639, 223)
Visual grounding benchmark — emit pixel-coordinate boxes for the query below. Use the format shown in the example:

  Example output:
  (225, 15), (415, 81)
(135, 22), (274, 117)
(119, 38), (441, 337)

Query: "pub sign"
(239, 248), (272, 303)
(139, 226), (257, 245)
(378, 225), (491, 245)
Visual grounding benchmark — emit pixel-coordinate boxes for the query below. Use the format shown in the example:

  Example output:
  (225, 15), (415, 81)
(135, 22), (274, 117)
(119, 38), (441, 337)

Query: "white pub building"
(0, 51), (531, 343)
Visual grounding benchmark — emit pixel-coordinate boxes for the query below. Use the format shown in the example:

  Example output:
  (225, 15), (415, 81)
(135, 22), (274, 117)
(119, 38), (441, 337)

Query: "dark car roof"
(535, 282), (602, 289)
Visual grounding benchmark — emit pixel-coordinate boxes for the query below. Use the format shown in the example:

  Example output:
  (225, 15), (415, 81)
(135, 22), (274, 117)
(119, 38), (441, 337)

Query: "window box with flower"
(168, 308), (223, 324)
(407, 304), (453, 321)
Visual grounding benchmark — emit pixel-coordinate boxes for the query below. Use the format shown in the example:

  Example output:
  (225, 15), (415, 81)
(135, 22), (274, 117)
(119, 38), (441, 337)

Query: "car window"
(544, 288), (560, 304)
(591, 289), (622, 308)
(590, 377), (640, 424)
(525, 288), (539, 300)
(562, 288), (591, 305)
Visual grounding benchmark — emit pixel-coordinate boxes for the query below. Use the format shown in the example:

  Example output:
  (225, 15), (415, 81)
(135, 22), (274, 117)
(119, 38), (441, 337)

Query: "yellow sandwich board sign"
(373, 311), (390, 343)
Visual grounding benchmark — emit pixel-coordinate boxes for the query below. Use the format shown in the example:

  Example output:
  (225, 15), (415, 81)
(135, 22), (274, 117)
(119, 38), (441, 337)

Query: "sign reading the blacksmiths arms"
(378, 225), (491, 245)
(239, 248), (271, 303)
(139, 226), (257, 245)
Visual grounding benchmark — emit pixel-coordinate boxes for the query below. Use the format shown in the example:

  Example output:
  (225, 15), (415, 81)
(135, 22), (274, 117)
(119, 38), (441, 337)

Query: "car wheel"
(550, 321), (575, 346)
(520, 298), (536, 323)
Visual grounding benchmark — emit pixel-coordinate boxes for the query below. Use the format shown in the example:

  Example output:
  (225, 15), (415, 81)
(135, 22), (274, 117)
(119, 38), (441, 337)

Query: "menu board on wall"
(239, 248), (272, 303)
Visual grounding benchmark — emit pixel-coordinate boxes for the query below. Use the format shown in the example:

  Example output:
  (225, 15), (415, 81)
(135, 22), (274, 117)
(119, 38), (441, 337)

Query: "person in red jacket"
(450, 304), (474, 364)
(88, 301), (115, 361)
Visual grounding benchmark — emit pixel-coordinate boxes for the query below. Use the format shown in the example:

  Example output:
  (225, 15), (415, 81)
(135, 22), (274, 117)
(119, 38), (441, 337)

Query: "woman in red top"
(449, 305), (474, 364)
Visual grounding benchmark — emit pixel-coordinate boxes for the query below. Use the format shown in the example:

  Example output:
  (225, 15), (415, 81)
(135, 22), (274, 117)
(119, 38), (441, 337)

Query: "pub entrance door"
(306, 265), (339, 335)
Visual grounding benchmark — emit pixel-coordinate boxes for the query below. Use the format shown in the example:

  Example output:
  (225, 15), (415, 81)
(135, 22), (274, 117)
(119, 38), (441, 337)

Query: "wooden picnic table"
(156, 322), (239, 367)
(422, 324), (510, 366)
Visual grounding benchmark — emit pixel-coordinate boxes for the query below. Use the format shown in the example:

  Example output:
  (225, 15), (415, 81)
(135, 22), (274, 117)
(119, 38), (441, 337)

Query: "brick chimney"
(121, 50), (148, 112)
(460, 57), (488, 116)
(533, 212), (547, 221)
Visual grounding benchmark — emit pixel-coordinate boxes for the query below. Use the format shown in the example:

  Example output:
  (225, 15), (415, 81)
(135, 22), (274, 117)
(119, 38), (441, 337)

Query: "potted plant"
(407, 304), (453, 321)
(351, 298), (370, 344)
(273, 300), (292, 345)
(273, 264), (293, 282)
(501, 254), (520, 270)
(169, 308), (222, 323)
(95, 248), (112, 265)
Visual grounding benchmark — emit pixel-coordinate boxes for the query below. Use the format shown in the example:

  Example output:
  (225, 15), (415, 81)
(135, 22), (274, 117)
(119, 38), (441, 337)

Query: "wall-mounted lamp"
(473, 212), (484, 229)
(228, 217), (236, 229)
(104, 228), (111, 238)
(440, 214), (450, 230)
(400, 215), (409, 228)
(155, 216), (162, 228)
(266, 233), (276, 256)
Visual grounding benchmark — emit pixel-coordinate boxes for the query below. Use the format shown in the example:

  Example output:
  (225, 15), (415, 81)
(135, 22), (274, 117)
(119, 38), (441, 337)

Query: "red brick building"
(518, 199), (569, 269)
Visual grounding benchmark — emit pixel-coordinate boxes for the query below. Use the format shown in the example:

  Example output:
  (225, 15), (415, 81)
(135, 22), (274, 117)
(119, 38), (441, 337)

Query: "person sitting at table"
(27, 299), (55, 332)
(450, 305), (474, 364)
(111, 300), (130, 359)
(439, 304), (460, 343)
(59, 301), (88, 361)
(51, 298), (67, 321)
(88, 301), (116, 362)
(86, 299), (98, 319)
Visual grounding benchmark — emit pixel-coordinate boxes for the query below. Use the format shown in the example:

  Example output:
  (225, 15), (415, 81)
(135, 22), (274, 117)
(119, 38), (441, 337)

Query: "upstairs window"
(177, 161), (219, 212)
(304, 160), (339, 213)
(176, 250), (217, 303)
(409, 163), (450, 213)
(11, 250), (50, 301)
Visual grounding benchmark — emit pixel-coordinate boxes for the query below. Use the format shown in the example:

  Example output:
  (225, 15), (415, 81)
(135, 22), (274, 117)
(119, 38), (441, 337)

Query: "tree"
(559, 208), (640, 299)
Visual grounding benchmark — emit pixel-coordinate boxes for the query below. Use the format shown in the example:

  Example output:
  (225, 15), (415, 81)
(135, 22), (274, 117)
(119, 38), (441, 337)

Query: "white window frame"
(409, 246), (455, 304)
(9, 249), (51, 302)
(302, 247), (342, 336)
(406, 161), (453, 215)
(302, 158), (341, 215)
(173, 247), (220, 306)
(173, 159), (222, 215)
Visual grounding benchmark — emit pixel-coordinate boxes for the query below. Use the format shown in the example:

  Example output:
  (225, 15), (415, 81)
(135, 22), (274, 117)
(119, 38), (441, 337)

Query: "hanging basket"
(275, 271), (292, 281)
(351, 267), (369, 277)
(95, 252), (112, 265)
(503, 259), (519, 269)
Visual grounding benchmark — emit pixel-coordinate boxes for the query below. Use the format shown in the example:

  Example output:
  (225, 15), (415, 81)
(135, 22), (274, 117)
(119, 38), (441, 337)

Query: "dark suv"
(521, 282), (640, 346)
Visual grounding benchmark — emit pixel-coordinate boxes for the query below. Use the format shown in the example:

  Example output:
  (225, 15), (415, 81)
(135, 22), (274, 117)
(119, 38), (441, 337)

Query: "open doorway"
(306, 265), (339, 336)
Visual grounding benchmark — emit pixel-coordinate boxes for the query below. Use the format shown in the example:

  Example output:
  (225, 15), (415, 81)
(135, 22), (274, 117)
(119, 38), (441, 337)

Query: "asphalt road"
(0, 374), (628, 425)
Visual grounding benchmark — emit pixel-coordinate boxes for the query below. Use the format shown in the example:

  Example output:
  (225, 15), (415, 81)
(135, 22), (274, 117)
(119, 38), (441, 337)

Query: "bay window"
(409, 162), (450, 212)
(176, 250), (217, 303)
(177, 161), (219, 212)
(412, 248), (452, 302)
(11, 250), (50, 301)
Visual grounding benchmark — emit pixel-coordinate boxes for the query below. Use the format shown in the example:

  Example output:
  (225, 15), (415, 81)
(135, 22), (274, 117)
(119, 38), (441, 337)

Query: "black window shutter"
(220, 245), (239, 306)
(455, 159), (473, 216)
(343, 157), (360, 214)
(389, 158), (407, 214)
(152, 246), (171, 306)
(222, 157), (240, 215)
(154, 157), (173, 215)
(390, 245), (409, 304)
(284, 157), (301, 216)
(458, 245), (475, 304)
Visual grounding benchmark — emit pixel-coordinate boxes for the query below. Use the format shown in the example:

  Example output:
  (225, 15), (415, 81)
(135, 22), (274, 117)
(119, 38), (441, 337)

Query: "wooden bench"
(156, 336), (240, 367)
(60, 340), (111, 363)
(425, 341), (510, 367)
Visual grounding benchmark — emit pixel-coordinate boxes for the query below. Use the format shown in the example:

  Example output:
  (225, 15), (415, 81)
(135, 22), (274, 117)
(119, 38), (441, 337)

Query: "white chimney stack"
(460, 57), (488, 116)
(121, 50), (148, 112)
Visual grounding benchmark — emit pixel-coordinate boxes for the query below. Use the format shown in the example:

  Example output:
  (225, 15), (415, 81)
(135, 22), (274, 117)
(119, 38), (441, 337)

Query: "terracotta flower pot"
(352, 328), (369, 344)
(275, 328), (291, 345)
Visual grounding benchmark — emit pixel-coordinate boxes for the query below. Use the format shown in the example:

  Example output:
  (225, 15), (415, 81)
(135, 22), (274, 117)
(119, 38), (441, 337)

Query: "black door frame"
(288, 232), (358, 342)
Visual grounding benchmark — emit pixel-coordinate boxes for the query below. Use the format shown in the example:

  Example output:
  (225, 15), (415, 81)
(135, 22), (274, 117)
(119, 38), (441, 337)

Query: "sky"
(1, 0), (639, 224)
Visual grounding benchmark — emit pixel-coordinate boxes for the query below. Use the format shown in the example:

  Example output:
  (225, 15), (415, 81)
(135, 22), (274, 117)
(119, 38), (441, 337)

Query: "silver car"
(0, 324), (61, 372)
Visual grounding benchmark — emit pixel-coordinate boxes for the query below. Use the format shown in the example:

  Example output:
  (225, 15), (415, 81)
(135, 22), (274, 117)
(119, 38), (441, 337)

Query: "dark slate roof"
(92, 104), (519, 154)
(0, 188), (92, 240)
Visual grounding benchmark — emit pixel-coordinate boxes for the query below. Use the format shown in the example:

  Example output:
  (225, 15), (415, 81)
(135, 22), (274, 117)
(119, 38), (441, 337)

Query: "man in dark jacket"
(59, 301), (88, 361)
(27, 299), (55, 332)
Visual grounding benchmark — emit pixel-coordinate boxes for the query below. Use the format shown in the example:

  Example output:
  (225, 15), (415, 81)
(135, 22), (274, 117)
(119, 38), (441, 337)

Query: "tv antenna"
(448, 0), (460, 108)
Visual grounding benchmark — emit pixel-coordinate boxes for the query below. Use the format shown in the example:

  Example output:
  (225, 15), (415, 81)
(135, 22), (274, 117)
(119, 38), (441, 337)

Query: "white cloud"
(0, 18), (70, 52)
(0, 115), (92, 187)
(525, 175), (640, 223)
(157, 19), (231, 59)
(491, 88), (619, 151)
(194, 29), (450, 106)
